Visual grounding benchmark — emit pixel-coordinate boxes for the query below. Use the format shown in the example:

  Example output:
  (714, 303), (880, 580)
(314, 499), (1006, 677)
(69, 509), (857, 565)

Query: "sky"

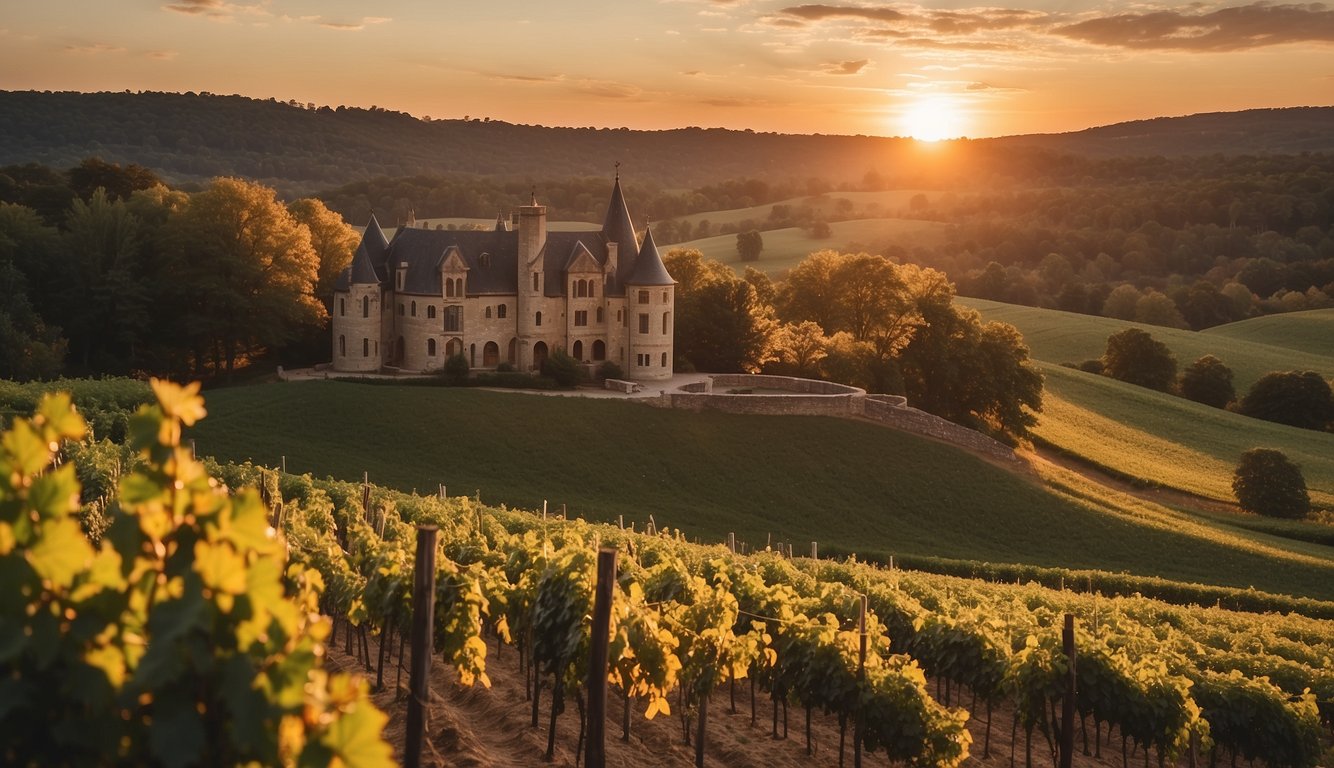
(1, 0), (1331, 139)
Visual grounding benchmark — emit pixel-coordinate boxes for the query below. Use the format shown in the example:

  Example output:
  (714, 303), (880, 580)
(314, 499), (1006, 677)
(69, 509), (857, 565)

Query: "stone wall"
(861, 395), (1019, 464)
(655, 374), (1019, 464)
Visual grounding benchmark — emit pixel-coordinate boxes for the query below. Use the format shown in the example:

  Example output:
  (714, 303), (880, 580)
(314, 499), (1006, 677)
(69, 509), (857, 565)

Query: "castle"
(331, 176), (675, 381)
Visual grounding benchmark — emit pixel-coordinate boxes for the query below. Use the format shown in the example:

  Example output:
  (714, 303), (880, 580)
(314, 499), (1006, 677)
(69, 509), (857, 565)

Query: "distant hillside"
(2, 91), (1332, 195)
(994, 107), (1334, 157)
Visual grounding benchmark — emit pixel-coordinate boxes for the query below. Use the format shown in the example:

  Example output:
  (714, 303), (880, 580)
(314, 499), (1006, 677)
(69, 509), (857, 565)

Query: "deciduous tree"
(1239, 371), (1334, 431)
(1100, 328), (1177, 391)
(666, 248), (775, 372)
(1232, 448), (1310, 519)
(1178, 355), (1236, 409)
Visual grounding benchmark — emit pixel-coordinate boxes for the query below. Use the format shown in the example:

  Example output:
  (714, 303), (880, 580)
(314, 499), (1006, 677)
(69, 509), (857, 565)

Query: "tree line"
(0, 158), (355, 381)
(665, 248), (1044, 444)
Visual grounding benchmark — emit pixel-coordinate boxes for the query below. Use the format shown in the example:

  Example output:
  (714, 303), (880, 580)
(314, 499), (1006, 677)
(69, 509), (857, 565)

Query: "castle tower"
(624, 227), (676, 381)
(331, 214), (390, 372)
(514, 192), (549, 371)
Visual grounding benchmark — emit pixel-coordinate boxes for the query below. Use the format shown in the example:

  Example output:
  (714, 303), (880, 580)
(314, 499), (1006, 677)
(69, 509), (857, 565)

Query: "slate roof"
(388, 228), (520, 295)
(600, 176), (639, 295)
(335, 213), (392, 290)
(625, 227), (675, 286)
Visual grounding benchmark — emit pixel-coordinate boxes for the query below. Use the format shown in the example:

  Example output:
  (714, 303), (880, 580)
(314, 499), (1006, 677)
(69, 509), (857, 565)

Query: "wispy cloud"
(1056, 3), (1334, 52)
(64, 42), (126, 55)
(162, 0), (268, 21)
(319, 16), (391, 31)
(146, 49), (179, 60)
(822, 58), (869, 74)
(570, 79), (643, 99)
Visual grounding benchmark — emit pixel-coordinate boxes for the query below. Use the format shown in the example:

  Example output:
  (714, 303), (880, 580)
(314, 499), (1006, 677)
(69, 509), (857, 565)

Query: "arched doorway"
(572, 340), (584, 361)
(483, 341), (499, 367)
(592, 339), (605, 361)
(532, 341), (549, 371)
(507, 338), (517, 364)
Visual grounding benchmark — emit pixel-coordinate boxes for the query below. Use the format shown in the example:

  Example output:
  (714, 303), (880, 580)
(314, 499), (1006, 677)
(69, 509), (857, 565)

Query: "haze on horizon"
(1, 0), (1331, 141)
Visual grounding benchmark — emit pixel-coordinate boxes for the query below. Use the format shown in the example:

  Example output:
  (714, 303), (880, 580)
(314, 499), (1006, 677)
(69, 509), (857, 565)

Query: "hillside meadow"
(1202, 308), (1334, 358)
(670, 218), (950, 276)
(188, 381), (1334, 600)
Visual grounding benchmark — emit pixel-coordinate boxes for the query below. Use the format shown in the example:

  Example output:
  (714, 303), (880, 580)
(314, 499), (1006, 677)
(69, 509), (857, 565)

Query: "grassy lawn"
(664, 189), (939, 231)
(961, 298), (1334, 391)
(1202, 308), (1334, 358)
(669, 219), (950, 277)
(189, 381), (1334, 600)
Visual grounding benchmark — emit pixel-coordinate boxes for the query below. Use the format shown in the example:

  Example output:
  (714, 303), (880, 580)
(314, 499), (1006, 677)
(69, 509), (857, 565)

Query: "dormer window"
(480, 252), (491, 268)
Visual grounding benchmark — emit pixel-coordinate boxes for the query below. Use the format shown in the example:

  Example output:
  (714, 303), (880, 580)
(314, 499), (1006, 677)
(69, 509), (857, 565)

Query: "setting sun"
(898, 97), (969, 142)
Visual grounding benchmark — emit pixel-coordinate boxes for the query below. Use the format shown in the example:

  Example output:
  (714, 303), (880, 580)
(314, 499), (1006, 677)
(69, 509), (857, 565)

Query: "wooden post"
(585, 548), (618, 768)
(281, 455), (286, 474)
(1060, 614), (1076, 768)
(854, 594), (867, 768)
(405, 525), (439, 768)
(618, 514), (624, 530)
(727, 532), (735, 553)
(811, 541), (817, 559)
(561, 503), (566, 518)
(362, 472), (370, 520)
(189, 439), (196, 460)
(543, 500), (547, 520)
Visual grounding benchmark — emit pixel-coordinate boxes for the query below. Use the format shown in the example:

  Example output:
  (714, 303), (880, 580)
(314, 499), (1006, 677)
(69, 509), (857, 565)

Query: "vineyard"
(3, 383), (1333, 767)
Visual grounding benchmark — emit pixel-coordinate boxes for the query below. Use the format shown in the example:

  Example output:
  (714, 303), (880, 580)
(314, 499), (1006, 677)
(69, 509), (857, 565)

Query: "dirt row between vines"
(326, 626), (1171, 768)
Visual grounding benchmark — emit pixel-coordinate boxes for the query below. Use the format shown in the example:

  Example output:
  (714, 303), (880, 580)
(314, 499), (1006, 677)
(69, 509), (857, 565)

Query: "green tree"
(736, 229), (763, 262)
(767, 321), (829, 378)
(160, 178), (324, 376)
(779, 250), (920, 360)
(1134, 289), (1189, 329)
(665, 248), (775, 372)
(1239, 371), (1334, 431)
(1100, 328), (1177, 391)
(66, 157), (161, 202)
(1101, 284), (1142, 320)
(61, 188), (150, 372)
(1178, 355), (1236, 409)
(1232, 448), (1310, 519)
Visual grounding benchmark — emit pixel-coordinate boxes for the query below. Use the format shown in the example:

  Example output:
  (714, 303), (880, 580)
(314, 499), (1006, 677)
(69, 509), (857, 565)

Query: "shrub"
(1239, 370), (1333, 431)
(442, 352), (470, 382)
(1232, 448), (1310, 519)
(541, 348), (584, 388)
(597, 361), (624, 381)
(1100, 328), (1176, 391)
(1179, 355), (1235, 409)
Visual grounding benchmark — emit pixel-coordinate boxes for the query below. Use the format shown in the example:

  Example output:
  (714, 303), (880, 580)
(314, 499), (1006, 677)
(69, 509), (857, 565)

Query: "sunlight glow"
(898, 96), (968, 142)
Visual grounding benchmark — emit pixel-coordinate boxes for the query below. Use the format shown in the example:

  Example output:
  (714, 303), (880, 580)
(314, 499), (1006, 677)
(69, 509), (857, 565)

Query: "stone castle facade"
(331, 176), (675, 381)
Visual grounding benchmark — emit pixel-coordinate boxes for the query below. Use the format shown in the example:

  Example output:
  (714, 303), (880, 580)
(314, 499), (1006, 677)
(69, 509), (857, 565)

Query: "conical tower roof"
(601, 174), (639, 291)
(625, 226), (675, 286)
(349, 213), (391, 284)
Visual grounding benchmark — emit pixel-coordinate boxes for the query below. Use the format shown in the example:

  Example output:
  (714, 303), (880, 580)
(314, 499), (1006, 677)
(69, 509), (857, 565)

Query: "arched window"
(444, 306), (461, 332)
(470, 343), (476, 367)
(455, 278), (464, 296)
(572, 340), (583, 361)
(596, 307), (604, 323)
(446, 279), (455, 298)
(362, 296), (369, 318)
(485, 306), (492, 319)
(411, 301), (417, 317)
(662, 312), (670, 334)
(362, 338), (369, 356)
(535, 311), (542, 327)
(339, 298), (345, 316)
(592, 339), (605, 361)
(507, 338), (517, 363)
(483, 341), (499, 367)
(589, 281), (596, 298)
(497, 304), (507, 319)
(661, 352), (668, 368)
(339, 335), (346, 356)
(428, 338), (437, 356)
(427, 305), (436, 319)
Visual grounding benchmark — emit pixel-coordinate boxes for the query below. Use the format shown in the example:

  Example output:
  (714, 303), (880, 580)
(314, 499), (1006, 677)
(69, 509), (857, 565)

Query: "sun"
(899, 97), (967, 142)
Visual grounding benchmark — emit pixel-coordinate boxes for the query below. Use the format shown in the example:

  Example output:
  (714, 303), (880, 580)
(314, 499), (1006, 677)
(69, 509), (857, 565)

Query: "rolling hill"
(1202, 308), (1334, 358)
(669, 218), (950, 276)
(187, 381), (1334, 600)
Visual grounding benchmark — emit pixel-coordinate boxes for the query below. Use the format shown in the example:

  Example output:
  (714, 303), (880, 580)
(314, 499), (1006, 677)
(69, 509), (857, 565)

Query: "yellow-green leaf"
(319, 695), (393, 768)
(27, 517), (95, 589)
(34, 392), (86, 442)
(2, 419), (50, 478)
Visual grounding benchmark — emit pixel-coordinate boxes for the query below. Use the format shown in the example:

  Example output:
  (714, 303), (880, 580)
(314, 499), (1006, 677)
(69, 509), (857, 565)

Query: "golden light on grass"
(897, 96), (969, 142)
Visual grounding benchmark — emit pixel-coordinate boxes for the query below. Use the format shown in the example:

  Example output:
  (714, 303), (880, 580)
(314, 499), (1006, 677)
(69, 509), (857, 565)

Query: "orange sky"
(2, 1), (1332, 138)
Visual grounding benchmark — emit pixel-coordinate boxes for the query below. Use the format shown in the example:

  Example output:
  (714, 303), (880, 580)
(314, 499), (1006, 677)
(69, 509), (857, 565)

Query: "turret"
(624, 227), (675, 381)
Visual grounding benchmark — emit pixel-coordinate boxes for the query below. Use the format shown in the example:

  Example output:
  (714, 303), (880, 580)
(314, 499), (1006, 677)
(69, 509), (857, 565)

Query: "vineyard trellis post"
(1060, 613), (1076, 768)
(585, 547), (617, 768)
(854, 593), (867, 768)
(405, 525), (439, 768)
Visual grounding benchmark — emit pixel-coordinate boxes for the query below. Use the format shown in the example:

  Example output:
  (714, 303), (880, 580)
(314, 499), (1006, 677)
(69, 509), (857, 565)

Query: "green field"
(189, 381), (1334, 600)
(665, 189), (939, 230)
(958, 298), (1334, 509)
(1202, 308), (1334, 358)
(668, 218), (950, 277)
(961, 298), (1334, 390)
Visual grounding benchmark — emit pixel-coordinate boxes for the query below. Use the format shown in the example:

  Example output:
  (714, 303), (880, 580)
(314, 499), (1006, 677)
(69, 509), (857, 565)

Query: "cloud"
(823, 58), (869, 74)
(779, 4), (909, 24)
(1056, 2), (1334, 51)
(162, 0), (268, 21)
(163, 0), (225, 15)
(64, 42), (126, 55)
(147, 49), (180, 60)
(491, 72), (564, 83)
(569, 79), (643, 99)
(319, 16), (391, 31)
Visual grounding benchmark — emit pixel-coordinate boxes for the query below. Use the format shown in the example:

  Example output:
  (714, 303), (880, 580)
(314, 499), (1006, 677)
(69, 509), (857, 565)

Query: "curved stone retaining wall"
(658, 374), (1019, 464)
